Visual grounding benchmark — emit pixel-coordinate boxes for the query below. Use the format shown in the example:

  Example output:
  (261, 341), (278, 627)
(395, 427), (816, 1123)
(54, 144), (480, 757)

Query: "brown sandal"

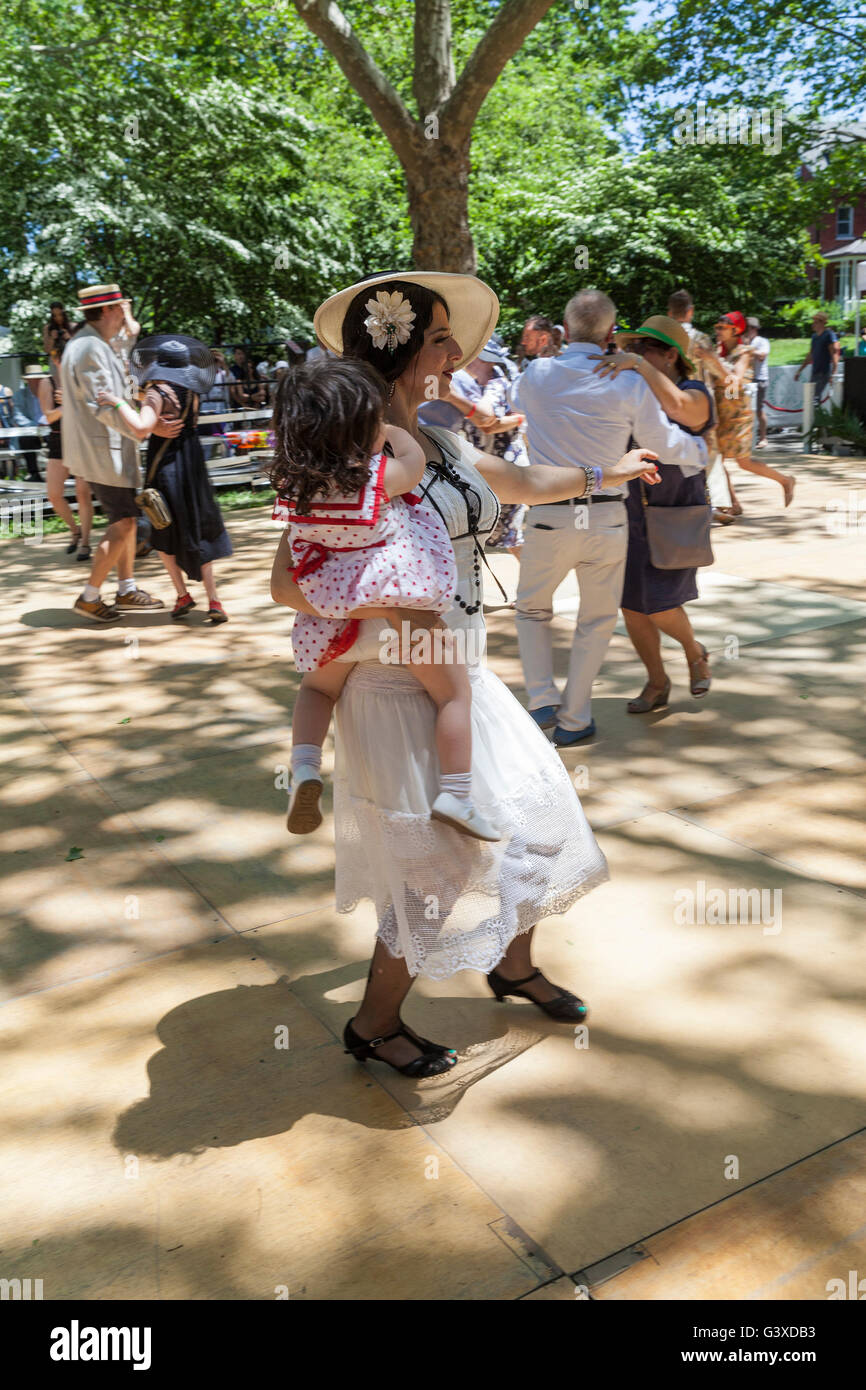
(689, 645), (711, 698)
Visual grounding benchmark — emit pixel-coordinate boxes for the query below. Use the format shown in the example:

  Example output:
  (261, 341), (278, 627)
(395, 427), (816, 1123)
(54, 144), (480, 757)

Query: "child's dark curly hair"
(270, 357), (387, 515)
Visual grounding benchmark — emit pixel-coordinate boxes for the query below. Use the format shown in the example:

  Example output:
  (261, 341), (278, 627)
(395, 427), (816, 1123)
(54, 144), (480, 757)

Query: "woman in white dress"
(270, 272), (660, 1078)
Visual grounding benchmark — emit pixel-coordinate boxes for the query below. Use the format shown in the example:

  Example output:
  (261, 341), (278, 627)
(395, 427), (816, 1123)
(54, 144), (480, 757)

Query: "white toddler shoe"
(431, 791), (500, 842)
(287, 767), (323, 834)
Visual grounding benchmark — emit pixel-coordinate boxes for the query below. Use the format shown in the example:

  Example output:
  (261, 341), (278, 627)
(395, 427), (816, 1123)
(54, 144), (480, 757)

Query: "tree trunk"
(404, 139), (475, 272)
(291, 0), (557, 271)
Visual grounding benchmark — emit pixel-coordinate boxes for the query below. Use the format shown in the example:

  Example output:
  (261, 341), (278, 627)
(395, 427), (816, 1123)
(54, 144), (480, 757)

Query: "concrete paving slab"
(673, 761), (866, 898)
(323, 811), (865, 1277)
(0, 771), (233, 999)
(0, 939), (548, 1300)
(590, 1130), (866, 1301)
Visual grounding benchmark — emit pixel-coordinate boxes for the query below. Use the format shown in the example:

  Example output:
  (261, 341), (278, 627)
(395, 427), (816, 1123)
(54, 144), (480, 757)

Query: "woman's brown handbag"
(134, 393), (191, 529)
(640, 479), (714, 570)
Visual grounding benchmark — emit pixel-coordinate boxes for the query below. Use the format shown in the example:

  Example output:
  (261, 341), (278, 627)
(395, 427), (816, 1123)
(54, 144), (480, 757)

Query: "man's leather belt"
(550, 495), (624, 505)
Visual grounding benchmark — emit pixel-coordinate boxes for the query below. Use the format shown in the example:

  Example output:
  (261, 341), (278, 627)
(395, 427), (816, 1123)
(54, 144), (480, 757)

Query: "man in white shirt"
(745, 316), (770, 446)
(512, 288), (707, 745)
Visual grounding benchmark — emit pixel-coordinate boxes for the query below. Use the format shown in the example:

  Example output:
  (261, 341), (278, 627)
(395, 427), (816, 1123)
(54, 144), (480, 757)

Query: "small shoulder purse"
(135, 391), (190, 529)
(640, 478), (714, 569)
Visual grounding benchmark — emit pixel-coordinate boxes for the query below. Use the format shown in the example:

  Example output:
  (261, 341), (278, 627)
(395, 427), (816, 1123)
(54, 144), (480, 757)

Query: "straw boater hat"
(313, 271), (500, 371)
(615, 314), (695, 373)
(130, 334), (217, 396)
(77, 284), (125, 309)
(22, 364), (51, 380)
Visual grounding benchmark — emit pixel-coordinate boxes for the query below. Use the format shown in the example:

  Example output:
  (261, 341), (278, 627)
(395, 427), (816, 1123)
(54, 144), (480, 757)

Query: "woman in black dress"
(98, 335), (233, 622)
(593, 315), (713, 710)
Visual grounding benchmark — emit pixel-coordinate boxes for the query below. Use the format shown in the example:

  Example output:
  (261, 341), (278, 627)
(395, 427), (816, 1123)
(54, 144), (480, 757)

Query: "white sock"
(440, 772), (472, 802)
(291, 744), (322, 776)
(82, 583), (100, 602)
(117, 578), (137, 596)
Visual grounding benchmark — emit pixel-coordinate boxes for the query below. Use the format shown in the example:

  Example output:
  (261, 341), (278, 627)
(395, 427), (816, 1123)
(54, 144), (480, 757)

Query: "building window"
(836, 205), (854, 238)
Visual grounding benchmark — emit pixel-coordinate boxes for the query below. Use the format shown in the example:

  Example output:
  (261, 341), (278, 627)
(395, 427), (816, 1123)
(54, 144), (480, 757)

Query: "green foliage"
(0, 0), (853, 353)
(809, 402), (866, 452)
(476, 145), (811, 338)
(772, 298), (855, 337)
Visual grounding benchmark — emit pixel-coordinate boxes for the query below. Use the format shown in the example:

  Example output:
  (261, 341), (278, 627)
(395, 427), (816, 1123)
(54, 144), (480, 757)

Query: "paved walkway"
(1, 445), (864, 1300)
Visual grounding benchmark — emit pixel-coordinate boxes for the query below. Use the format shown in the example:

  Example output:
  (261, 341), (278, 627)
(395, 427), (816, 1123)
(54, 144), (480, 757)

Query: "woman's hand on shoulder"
(589, 351), (644, 379)
(605, 448), (660, 488)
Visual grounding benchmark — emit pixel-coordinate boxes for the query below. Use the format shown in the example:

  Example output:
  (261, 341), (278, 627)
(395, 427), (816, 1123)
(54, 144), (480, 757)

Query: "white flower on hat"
(364, 290), (416, 353)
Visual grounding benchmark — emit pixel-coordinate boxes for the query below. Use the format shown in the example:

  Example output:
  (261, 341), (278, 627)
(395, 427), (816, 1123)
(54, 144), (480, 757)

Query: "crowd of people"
(3, 270), (832, 1078)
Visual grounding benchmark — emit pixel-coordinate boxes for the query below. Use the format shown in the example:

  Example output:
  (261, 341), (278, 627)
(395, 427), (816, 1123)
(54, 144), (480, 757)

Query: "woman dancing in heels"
(271, 273), (660, 1079)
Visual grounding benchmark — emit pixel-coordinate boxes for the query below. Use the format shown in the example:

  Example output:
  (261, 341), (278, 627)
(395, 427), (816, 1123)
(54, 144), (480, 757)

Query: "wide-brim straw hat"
(314, 271), (500, 371)
(130, 334), (217, 396)
(615, 315), (695, 373)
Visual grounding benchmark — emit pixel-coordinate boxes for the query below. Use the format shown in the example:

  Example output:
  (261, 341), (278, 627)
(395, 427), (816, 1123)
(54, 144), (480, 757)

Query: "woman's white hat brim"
(314, 271), (500, 371)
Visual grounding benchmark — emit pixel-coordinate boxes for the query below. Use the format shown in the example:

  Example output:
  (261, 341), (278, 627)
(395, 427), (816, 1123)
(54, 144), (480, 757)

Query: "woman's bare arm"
(38, 378), (62, 424)
(590, 352), (710, 432)
(474, 449), (659, 505)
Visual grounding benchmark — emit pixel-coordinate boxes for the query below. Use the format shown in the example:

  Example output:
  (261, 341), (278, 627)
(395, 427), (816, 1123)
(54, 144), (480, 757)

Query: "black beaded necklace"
(417, 434), (506, 615)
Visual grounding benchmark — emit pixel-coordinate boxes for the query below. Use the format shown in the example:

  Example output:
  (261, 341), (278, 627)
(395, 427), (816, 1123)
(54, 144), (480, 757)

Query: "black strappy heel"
(343, 1018), (457, 1078)
(487, 967), (588, 1022)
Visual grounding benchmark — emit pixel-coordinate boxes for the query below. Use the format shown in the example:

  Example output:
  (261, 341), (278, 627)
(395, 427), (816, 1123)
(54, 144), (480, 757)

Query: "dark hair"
(526, 314), (555, 334)
(48, 301), (71, 327)
(83, 305), (104, 322)
(667, 289), (693, 316)
(270, 357), (387, 515)
(341, 279), (449, 385)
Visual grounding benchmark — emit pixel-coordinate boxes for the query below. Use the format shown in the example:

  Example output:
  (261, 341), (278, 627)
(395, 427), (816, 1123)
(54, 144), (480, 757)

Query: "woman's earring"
(387, 380), (396, 404)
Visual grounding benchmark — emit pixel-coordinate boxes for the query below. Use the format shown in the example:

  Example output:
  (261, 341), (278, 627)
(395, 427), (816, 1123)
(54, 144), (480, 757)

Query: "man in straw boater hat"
(60, 284), (183, 622)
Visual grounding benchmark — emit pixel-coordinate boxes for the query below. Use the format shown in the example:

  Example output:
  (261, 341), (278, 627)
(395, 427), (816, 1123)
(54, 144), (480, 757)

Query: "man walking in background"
(61, 283), (181, 623)
(512, 288), (707, 746)
(794, 311), (840, 408)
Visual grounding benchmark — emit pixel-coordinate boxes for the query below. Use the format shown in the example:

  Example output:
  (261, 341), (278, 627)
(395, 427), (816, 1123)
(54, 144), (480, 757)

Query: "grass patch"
(0, 485), (276, 543)
(769, 337), (854, 366)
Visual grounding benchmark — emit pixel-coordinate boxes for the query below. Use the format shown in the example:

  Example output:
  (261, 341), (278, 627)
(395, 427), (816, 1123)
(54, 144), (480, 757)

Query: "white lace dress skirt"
(332, 539), (609, 980)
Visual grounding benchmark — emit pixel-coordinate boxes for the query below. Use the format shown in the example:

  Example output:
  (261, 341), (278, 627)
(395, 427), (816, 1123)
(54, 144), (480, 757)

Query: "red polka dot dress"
(273, 453), (457, 670)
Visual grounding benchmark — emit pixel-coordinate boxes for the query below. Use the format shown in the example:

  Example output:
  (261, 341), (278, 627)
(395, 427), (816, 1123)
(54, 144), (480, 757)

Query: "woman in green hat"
(593, 315), (714, 709)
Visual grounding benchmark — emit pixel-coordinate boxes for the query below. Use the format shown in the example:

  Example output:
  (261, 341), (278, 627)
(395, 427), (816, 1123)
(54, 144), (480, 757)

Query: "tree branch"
(291, 0), (420, 165)
(413, 0), (455, 116)
(442, 0), (558, 143)
(804, 16), (866, 52)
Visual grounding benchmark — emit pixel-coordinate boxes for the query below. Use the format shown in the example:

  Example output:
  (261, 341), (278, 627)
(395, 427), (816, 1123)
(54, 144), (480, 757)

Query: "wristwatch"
(582, 464), (597, 497)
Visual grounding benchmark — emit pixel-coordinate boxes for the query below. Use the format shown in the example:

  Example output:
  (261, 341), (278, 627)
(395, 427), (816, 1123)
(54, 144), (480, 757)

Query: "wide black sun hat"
(131, 334), (217, 395)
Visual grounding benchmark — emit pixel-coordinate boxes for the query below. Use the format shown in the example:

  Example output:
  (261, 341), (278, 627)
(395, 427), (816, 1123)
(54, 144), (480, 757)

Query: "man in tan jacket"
(61, 284), (181, 622)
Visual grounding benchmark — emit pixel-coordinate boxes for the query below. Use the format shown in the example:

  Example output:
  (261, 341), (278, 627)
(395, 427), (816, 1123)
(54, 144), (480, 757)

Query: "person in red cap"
(692, 311), (795, 514)
(60, 284), (182, 622)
